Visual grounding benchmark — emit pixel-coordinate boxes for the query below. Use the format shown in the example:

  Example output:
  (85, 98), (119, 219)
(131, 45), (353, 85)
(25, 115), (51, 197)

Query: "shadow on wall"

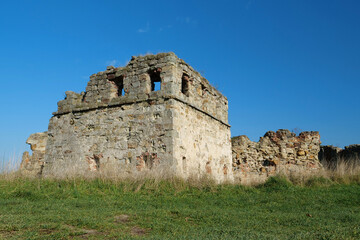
(319, 144), (360, 169)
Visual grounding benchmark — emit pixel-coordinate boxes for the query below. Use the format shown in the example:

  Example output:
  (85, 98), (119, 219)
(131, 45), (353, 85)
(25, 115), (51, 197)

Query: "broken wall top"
(232, 129), (320, 148)
(55, 52), (229, 125)
(232, 129), (322, 180)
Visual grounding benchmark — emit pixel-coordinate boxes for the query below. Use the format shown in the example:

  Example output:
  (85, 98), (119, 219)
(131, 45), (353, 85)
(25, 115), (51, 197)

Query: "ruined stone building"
(21, 52), (325, 183)
(22, 53), (233, 182)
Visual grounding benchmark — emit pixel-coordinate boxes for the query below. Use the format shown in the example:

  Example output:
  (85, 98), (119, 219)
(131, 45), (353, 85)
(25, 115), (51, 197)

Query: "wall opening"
(149, 68), (162, 91)
(201, 83), (206, 96)
(81, 92), (87, 102)
(181, 73), (190, 96)
(112, 76), (124, 96)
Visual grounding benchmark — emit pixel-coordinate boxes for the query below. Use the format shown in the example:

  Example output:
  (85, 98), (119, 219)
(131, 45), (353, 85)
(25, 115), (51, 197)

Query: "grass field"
(0, 176), (359, 239)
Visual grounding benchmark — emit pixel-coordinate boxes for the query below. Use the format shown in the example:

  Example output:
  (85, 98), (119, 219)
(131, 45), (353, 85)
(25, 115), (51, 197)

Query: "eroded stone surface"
(20, 132), (48, 176)
(232, 129), (322, 184)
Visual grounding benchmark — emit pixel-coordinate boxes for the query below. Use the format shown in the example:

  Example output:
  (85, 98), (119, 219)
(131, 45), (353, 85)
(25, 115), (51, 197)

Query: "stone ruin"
(21, 52), (325, 183)
(232, 130), (322, 184)
(22, 52), (232, 182)
(20, 132), (47, 176)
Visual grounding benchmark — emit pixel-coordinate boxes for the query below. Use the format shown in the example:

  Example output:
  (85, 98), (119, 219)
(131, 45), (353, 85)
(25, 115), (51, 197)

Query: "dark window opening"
(181, 73), (190, 96)
(201, 83), (206, 96)
(149, 68), (162, 91)
(81, 92), (87, 102)
(110, 75), (124, 97)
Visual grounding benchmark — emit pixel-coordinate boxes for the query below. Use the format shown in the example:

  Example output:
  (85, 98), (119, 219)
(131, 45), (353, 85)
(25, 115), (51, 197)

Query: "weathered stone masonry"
(231, 130), (322, 184)
(21, 132), (48, 176)
(21, 52), (325, 183)
(22, 52), (232, 182)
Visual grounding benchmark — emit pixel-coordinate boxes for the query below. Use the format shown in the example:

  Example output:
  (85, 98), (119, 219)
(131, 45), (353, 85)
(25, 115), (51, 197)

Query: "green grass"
(0, 177), (359, 239)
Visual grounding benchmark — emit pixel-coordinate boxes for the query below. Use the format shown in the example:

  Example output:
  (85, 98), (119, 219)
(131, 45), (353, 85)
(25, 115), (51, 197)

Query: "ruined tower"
(37, 52), (232, 181)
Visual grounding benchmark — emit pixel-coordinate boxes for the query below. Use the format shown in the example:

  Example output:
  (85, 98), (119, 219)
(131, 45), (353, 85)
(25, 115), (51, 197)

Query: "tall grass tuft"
(282, 155), (360, 186)
(322, 156), (360, 184)
(0, 152), (22, 180)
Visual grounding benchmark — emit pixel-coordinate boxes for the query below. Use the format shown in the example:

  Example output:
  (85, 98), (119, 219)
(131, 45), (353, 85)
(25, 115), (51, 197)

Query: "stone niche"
(232, 129), (322, 184)
(22, 52), (233, 182)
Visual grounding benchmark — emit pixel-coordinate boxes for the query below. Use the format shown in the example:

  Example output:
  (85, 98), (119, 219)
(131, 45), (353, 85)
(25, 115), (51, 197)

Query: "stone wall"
(172, 100), (232, 182)
(232, 129), (322, 184)
(43, 99), (175, 176)
(20, 132), (48, 176)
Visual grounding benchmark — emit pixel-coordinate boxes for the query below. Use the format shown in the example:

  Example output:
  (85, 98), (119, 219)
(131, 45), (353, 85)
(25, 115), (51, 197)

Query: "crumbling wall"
(20, 132), (48, 176)
(232, 129), (322, 184)
(55, 53), (228, 124)
(175, 59), (229, 124)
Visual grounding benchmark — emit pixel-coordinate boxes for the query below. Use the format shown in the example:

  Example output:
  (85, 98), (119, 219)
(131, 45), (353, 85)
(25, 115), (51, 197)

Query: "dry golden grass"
(1, 153), (359, 187)
(282, 156), (360, 186)
(322, 156), (360, 184)
(1, 155), (219, 192)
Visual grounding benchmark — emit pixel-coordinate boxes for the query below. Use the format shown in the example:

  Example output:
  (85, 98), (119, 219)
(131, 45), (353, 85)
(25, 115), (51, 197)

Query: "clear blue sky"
(0, 0), (359, 159)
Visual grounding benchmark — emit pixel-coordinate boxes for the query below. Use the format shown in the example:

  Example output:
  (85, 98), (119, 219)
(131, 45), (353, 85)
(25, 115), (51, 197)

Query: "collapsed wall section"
(20, 132), (48, 176)
(232, 129), (322, 184)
